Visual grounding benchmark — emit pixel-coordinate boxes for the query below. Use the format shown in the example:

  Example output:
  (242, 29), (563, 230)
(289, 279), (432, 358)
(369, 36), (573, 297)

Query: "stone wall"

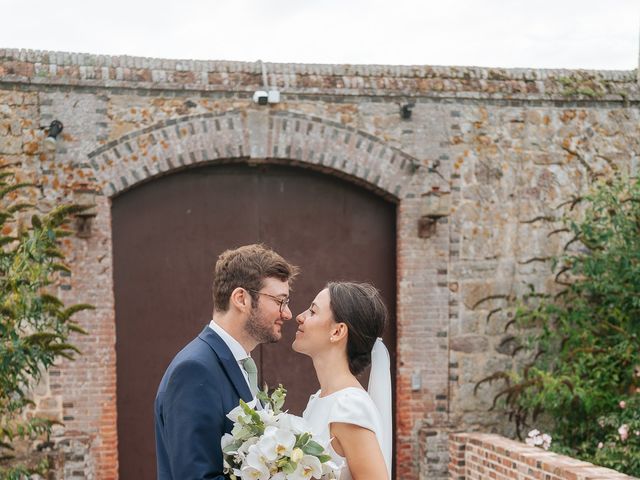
(448, 102), (640, 433)
(1, 48), (639, 479)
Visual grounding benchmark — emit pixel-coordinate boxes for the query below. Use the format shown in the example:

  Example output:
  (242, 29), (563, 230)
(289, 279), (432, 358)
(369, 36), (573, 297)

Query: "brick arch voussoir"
(87, 109), (427, 199)
(264, 111), (426, 200)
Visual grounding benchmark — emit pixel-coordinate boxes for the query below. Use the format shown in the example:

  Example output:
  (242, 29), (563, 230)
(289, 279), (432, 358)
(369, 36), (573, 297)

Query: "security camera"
(253, 91), (268, 105)
(253, 90), (280, 105)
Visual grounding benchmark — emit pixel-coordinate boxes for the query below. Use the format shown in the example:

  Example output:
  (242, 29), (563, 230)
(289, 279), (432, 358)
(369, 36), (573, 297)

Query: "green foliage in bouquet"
(256, 385), (287, 416)
(477, 175), (640, 476)
(0, 169), (92, 479)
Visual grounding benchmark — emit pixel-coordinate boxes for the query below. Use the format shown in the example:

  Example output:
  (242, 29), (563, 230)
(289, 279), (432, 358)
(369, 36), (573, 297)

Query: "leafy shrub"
(478, 175), (640, 476)
(0, 168), (92, 479)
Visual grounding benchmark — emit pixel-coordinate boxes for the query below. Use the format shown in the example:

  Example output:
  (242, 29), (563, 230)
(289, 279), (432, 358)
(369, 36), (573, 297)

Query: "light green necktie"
(242, 357), (258, 396)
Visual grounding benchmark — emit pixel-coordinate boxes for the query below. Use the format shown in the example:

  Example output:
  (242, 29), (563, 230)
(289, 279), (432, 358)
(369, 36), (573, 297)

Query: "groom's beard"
(245, 306), (280, 344)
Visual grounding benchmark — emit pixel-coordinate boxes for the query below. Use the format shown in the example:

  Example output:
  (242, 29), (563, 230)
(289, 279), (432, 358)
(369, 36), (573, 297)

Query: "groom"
(154, 244), (299, 479)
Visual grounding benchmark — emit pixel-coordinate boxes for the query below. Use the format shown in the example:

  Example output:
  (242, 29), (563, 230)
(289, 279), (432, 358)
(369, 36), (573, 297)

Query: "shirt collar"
(208, 320), (249, 362)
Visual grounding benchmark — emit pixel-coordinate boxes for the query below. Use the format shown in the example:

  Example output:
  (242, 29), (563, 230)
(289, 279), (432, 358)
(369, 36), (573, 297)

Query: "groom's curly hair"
(213, 244), (299, 312)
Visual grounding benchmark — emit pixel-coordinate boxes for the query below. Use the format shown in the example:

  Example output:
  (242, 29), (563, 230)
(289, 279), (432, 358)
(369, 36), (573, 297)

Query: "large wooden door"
(112, 163), (396, 479)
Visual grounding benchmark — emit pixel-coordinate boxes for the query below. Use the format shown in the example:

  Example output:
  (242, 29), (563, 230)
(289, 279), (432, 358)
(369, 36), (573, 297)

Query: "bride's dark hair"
(326, 281), (387, 375)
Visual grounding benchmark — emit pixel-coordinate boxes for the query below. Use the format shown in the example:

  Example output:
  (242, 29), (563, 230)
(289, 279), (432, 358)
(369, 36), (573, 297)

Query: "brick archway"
(87, 109), (428, 200)
(88, 108), (444, 480)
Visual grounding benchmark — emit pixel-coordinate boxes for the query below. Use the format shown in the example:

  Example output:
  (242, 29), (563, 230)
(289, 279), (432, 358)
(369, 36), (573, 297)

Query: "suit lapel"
(198, 326), (253, 402)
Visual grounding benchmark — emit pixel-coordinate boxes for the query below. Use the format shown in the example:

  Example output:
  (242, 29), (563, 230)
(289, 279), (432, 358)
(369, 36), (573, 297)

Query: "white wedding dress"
(302, 387), (387, 480)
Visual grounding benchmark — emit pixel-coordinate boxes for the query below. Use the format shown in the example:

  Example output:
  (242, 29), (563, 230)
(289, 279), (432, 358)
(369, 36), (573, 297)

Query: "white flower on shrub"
(526, 429), (552, 450)
(618, 424), (629, 442)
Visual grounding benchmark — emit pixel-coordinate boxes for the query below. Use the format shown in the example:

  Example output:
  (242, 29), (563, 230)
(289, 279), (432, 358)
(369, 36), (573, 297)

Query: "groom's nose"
(280, 304), (293, 320)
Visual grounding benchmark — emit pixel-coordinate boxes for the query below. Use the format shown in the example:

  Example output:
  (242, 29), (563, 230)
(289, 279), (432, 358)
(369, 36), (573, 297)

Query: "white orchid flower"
(246, 444), (271, 466)
(233, 437), (260, 465)
(287, 454), (323, 480)
(321, 458), (342, 476)
(257, 426), (296, 461)
(240, 464), (270, 480)
(227, 404), (245, 422)
(271, 473), (287, 480)
(258, 408), (279, 427)
(242, 445), (271, 480)
(238, 437), (259, 455)
(278, 413), (312, 435)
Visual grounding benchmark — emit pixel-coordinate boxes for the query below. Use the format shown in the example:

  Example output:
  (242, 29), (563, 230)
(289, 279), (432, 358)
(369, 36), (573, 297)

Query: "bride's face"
(292, 288), (336, 355)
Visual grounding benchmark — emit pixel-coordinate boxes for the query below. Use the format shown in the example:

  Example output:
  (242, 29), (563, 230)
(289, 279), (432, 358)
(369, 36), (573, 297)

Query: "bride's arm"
(331, 422), (389, 480)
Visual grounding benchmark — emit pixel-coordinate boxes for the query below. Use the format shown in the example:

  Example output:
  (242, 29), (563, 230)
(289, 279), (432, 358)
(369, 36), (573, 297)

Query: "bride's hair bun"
(326, 282), (387, 376)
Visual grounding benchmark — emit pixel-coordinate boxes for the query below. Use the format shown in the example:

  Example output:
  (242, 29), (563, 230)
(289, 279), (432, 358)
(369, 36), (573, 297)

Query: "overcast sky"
(3, 0), (639, 70)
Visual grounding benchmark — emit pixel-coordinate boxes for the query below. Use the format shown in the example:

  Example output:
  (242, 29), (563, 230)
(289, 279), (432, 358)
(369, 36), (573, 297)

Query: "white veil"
(368, 338), (392, 478)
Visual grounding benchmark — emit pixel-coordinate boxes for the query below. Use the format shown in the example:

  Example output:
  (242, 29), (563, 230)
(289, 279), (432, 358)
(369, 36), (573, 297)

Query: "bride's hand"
(331, 422), (389, 480)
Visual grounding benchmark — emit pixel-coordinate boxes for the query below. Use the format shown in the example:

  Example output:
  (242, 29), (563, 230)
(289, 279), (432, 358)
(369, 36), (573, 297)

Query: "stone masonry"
(1, 48), (639, 479)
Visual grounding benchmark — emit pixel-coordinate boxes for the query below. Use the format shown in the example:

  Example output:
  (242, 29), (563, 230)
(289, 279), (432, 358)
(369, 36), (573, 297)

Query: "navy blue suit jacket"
(155, 326), (253, 479)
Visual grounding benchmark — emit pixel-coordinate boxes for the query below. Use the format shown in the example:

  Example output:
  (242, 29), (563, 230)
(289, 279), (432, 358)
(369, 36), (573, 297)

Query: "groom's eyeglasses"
(247, 289), (290, 313)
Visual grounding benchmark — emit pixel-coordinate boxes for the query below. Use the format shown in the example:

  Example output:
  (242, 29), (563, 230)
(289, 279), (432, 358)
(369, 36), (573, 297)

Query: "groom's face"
(244, 277), (292, 344)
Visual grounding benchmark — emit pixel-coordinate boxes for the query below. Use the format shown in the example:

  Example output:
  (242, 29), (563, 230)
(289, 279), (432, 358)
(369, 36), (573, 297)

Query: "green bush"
(478, 175), (640, 476)
(0, 168), (92, 479)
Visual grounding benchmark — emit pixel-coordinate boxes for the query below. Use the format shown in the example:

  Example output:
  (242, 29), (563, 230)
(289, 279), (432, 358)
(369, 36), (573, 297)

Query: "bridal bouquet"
(222, 386), (340, 480)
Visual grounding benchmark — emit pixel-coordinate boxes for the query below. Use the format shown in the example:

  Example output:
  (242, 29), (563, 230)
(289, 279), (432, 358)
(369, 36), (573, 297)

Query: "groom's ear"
(230, 287), (251, 313)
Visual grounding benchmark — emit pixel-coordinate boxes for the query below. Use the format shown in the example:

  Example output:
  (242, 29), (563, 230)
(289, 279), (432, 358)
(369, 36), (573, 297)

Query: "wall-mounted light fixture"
(73, 187), (98, 238)
(418, 186), (451, 238)
(44, 120), (64, 151)
(400, 103), (415, 120)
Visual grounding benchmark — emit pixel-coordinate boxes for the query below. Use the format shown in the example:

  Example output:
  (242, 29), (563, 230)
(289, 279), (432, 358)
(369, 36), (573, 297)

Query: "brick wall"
(449, 433), (635, 480)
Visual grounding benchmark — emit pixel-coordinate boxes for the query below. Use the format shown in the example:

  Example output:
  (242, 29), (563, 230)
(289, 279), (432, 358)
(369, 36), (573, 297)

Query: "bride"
(292, 282), (392, 480)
